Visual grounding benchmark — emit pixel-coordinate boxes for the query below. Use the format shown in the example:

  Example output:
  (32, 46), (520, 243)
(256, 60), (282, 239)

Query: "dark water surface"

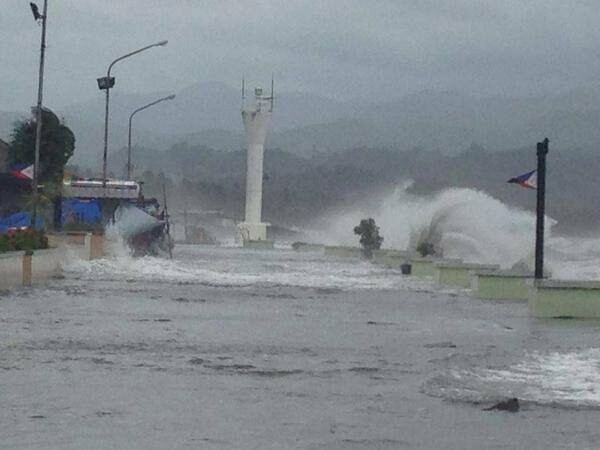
(1, 246), (600, 449)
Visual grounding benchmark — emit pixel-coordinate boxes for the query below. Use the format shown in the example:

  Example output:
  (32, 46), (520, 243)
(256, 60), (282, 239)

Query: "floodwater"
(2, 245), (600, 449)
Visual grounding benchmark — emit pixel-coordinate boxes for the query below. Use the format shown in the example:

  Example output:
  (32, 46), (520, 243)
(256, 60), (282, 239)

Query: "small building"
(0, 138), (30, 218)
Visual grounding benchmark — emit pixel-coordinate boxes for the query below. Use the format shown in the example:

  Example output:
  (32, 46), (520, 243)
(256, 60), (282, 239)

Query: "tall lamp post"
(97, 40), (168, 186)
(127, 94), (175, 180)
(30, 1), (48, 225)
(535, 138), (549, 280)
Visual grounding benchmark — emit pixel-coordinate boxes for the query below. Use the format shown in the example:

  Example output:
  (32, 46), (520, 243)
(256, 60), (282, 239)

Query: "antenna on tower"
(270, 74), (274, 112)
(241, 76), (246, 109)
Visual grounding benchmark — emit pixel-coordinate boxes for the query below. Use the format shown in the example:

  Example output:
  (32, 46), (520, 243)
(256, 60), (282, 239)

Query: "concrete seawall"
(471, 270), (531, 301)
(435, 261), (500, 288)
(292, 243), (325, 253)
(372, 249), (410, 268)
(409, 257), (449, 278)
(31, 249), (63, 284)
(324, 246), (363, 258)
(0, 251), (26, 291)
(0, 249), (63, 291)
(529, 279), (600, 319)
(243, 239), (275, 250)
(0, 232), (105, 291)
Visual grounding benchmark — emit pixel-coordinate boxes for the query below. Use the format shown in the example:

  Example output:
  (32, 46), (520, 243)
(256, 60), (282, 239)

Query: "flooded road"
(2, 245), (600, 449)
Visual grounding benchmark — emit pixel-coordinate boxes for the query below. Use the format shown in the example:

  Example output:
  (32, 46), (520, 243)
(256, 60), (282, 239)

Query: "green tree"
(353, 218), (383, 259)
(8, 108), (75, 183)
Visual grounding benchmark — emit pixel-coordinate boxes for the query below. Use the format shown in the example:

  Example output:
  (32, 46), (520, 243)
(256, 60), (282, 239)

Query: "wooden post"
(22, 250), (33, 287)
(90, 232), (104, 260)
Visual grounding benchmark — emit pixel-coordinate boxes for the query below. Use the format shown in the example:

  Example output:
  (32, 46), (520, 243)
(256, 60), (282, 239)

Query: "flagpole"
(535, 138), (549, 280)
(32, 0), (48, 227)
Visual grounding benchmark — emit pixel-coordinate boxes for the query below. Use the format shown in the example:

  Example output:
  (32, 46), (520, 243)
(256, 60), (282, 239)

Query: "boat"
(112, 198), (173, 257)
(62, 178), (173, 257)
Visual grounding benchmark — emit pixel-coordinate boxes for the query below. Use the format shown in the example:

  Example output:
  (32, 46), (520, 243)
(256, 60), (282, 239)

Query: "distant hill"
(98, 142), (600, 233)
(3, 82), (600, 169)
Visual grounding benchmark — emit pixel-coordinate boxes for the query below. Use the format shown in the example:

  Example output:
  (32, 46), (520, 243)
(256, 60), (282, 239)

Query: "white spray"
(315, 182), (553, 268)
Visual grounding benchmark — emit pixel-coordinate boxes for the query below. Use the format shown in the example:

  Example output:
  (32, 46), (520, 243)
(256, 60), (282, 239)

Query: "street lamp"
(97, 40), (168, 186)
(30, 1), (48, 225)
(127, 94), (176, 180)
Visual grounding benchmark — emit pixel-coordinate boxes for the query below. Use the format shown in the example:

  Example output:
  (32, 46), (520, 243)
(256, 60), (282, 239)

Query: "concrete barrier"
(372, 249), (410, 268)
(0, 248), (65, 291)
(47, 231), (104, 261)
(22, 251), (32, 287)
(324, 246), (363, 258)
(409, 257), (438, 277)
(471, 270), (531, 301)
(435, 261), (500, 288)
(0, 232), (108, 292)
(292, 243), (325, 252)
(529, 279), (600, 319)
(243, 240), (275, 250)
(66, 231), (87, 246)
(31, 248), (63, 284)
(90, 232), (105, 259)
(0, 251), (25, 291)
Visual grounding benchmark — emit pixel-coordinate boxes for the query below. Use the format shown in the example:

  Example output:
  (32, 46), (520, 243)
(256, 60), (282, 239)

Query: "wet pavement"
(1, 246), (600, 449)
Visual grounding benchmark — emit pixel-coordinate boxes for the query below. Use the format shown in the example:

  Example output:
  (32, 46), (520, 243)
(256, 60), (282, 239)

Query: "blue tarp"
(0, 212), (44, 234)
(62, 199), (102, 226)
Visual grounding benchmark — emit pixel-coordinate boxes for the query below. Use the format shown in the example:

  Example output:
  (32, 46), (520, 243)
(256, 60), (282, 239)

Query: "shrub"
(0, 236), (9, 253)
(416, 241), (436, 257)
(353, 218), (383, 259)
(0, 229), (48, 253)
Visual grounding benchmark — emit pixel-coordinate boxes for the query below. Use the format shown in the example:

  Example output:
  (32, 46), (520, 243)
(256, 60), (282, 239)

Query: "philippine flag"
(10, 164), (34, 181)
(508, 169), (537, 189)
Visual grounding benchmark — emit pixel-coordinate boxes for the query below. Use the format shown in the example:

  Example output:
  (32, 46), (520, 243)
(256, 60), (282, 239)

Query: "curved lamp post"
(127, 94), (176, 180)
(97, 40), (168, 186)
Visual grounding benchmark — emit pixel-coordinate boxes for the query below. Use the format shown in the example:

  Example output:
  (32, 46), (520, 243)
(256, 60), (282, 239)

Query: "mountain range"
(2, 82), (600, 169)
(105, 142), (600, 234)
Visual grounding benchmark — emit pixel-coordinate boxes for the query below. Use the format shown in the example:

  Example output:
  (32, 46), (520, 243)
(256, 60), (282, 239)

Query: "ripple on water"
(62, 248), (435, 292)
(424, 349), (600, 410)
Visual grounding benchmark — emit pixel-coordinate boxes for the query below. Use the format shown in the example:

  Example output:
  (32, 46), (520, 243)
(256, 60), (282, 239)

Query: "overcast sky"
(2, 0), (600, 112)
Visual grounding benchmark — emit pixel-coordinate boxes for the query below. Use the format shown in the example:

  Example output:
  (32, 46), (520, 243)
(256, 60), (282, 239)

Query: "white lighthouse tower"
(237, 79), (274, 248)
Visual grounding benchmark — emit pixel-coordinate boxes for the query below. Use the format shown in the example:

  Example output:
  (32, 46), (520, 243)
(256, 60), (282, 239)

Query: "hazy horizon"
(6, 79), (600, 117)
(3, 0), (600, 112)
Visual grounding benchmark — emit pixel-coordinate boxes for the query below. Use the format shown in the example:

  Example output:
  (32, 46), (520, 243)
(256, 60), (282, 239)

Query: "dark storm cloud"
(2, 0), (600, 111)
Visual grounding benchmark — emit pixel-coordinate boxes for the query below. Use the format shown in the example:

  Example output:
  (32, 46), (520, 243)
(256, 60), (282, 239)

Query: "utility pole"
(32, 0), (48, 226)
(535, 138), (549, 280)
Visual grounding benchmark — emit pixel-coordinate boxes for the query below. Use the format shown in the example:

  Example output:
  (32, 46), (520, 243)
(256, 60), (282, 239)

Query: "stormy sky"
(2, 0), (600, 112)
